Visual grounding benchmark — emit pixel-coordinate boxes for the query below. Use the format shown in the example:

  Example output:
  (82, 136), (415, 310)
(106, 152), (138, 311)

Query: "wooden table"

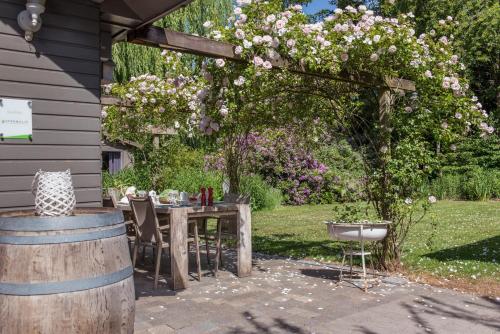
(118, 203), (252, 290)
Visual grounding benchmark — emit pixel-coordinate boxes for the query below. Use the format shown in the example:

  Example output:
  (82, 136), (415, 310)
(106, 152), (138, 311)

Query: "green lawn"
(252, 201), (500, 282)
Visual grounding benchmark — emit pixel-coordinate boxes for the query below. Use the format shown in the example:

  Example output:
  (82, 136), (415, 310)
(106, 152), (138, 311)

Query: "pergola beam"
(127, 26), (416, 91)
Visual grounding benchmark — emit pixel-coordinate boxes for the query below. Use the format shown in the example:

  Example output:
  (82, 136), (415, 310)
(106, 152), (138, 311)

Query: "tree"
(112, 0), (232, 83)
(379, 0), (499, 124)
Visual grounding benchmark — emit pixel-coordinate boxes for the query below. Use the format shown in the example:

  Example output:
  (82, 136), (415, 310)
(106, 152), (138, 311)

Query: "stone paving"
(133, 251), (499, 334)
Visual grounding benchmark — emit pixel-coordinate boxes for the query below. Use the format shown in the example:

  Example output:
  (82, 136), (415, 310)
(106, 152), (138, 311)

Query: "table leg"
(170, 208), (189, 290)
(236, 204), (252, 277)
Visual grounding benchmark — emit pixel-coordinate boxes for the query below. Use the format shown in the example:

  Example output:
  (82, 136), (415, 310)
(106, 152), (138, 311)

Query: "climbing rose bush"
(102, 51), (210, 144)
(201, 0), (493, 146)
(104, 1), (494, 147)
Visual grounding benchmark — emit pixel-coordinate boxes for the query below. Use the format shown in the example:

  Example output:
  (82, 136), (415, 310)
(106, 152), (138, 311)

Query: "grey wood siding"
(0, 0), (102, 210)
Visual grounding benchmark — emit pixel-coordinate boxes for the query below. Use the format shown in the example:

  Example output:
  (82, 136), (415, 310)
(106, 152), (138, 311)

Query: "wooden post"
(378, 87), (392, 221)
(236, 204), (252, 277)
(153, 135), (160, 149)
(169, 207), (189, 290)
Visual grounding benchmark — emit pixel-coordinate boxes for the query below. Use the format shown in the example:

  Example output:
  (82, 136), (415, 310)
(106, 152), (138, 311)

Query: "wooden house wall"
(0, 0), (102, 210)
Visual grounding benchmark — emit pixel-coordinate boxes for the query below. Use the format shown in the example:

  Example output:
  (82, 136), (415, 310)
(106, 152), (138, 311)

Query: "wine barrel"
(0, 208), (135, 334)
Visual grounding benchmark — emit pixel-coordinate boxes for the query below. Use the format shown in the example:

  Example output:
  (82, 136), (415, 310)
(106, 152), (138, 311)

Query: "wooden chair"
(129, 196), (170, 289)
(106, 188), (136, 251)
(107, 187), (121, 207)
(214, 193), (250, 277)
(130, 197), (202, 288)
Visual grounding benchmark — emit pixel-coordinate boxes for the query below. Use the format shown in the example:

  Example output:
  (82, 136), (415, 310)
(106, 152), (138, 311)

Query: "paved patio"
(133, 251), (499, 334)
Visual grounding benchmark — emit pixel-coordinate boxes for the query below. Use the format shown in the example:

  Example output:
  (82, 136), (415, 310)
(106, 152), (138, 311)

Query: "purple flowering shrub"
(206, 129), (351, 205)
(248, 131), (344, 205)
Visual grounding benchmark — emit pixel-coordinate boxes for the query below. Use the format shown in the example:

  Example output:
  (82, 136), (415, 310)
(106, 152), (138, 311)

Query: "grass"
(252, 201), (500, 288)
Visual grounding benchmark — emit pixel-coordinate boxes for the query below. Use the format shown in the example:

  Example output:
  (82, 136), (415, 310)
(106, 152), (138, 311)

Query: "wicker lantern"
(31, 169), (76, 216)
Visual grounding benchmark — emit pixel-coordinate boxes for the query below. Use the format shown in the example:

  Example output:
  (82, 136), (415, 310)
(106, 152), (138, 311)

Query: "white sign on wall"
(0, 98), (33, 140)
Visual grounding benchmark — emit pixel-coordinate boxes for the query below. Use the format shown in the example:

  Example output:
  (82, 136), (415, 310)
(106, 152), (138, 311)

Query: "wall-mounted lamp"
(17, 0), (47, 42)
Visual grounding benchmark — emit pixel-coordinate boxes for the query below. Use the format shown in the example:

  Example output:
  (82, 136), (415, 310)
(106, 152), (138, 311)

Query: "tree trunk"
(224, 138), (241, 194)
(378, 87), (392, 221)
(376, 87), (398, 270)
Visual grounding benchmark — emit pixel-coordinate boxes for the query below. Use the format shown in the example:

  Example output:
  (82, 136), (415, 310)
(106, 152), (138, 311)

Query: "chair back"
(223, 193), (250, 204)
(129, 196), (162, 244)
(108, 188), (121, 208)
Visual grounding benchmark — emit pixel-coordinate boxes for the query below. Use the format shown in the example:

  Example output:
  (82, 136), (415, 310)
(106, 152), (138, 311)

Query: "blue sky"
(303, 0), (335, 15)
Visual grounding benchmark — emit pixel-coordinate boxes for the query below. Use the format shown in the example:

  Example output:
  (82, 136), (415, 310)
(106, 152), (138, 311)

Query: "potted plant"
(325, 204), (391, 242)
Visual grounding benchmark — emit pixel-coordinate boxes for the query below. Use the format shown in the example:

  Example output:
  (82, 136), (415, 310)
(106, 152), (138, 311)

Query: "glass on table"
(167, 190), (179, 204)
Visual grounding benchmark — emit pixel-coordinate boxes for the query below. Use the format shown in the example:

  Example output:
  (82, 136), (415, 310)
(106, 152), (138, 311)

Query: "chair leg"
(219, 242), (224, 267)
(203, 219), (211, 267)
(142, 245), (147, 263)
(340, 247), (346, 282)
(214, 219), (223, 277)
(349, 241), (353, 278)
(154, 246), (162, 289)
(132, 239), (139, 269)
(193, 221), (202, 281)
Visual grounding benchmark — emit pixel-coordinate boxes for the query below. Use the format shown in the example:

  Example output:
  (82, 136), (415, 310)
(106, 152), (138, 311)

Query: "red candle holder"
(208, 187), (214, 206)
(200, 187), (206, 206)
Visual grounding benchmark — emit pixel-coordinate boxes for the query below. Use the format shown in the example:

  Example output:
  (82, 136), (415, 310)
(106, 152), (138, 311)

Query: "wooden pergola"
(126, 26), (416, 92)
(112, 23), (416, 175)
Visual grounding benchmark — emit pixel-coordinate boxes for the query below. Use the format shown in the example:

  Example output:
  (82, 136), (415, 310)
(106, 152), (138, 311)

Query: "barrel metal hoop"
(0, 225), (126, 245)
(0, 266), (133, 296)
(0, 210), (124, 232)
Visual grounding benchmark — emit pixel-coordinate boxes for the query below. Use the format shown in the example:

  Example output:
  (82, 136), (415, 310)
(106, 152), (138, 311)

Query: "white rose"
(266, 14), (276, 23)
(243, 39), (253, 48)
(253, 56), (264, 66)
(220, 105), (229, 116)
(252, 35), (262, 45)
(234, 76), (246, 86)
(262, 61), (273, 69)
(275, 19), (286, 29)
(234, 45), (243, 55)
(215, 58), (225, 68)
(235, 29), (245, 40)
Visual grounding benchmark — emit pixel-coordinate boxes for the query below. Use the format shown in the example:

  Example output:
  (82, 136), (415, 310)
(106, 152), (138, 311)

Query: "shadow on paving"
(253, 234), (345, 259)
(401, 295), (500, 333)
(300, 268), (341, 281)
(352, 327), (380, 334)
(133, 247), (262, 299)
(424, 235), (500, 263)
(226, 311), (308, 334)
